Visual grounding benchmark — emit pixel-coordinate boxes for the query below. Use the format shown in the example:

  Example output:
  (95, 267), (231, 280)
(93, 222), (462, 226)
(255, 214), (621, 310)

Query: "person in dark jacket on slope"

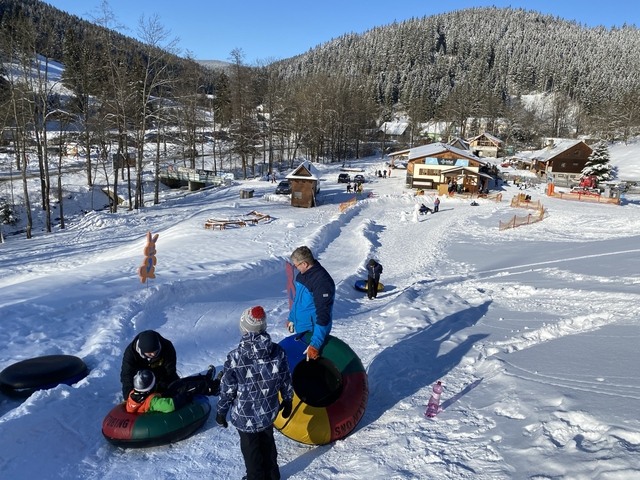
(216, 306), (294, 480)
(366, 258), (383, 300)
(286, 246), (336, 361)
(120, 330), (180, 400)
(120, 330), (221, 400)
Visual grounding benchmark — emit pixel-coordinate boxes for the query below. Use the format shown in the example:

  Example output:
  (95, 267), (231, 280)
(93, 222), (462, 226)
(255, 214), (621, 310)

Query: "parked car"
(337, 173), (351, 183)
(353, 174), (366, 184)
(275, 180), (291, 194)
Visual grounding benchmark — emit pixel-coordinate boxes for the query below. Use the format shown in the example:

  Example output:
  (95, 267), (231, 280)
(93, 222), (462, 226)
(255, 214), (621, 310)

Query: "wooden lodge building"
(514, 139), (593, 187)
(389, 142), (492, 194)
(467, 132), (504, 158)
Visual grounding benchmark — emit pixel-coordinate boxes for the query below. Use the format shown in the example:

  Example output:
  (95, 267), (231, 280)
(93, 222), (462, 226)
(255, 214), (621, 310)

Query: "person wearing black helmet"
(120, 330), (180, 400)
(125, 370), (190, 413)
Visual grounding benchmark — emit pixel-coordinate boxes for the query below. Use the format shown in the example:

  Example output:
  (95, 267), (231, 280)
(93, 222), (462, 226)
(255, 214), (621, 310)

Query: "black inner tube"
(291, 357), (344, 408)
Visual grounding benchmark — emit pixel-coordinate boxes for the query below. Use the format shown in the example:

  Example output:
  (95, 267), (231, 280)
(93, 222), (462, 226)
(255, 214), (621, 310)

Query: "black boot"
(207, 369), (223, 396)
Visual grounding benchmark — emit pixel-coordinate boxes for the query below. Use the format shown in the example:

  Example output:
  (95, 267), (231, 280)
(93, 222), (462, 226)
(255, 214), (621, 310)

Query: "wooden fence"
(550, 191), (620, 205)
(500, 195), (546, 230)
(339, 197), (357, 212)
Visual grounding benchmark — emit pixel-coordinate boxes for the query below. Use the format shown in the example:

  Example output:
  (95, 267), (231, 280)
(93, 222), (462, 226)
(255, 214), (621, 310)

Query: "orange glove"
(304, 345), (320, 361)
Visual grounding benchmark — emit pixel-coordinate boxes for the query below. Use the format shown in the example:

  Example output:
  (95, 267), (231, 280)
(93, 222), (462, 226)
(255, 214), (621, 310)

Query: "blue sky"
(44, 1), (639, 63)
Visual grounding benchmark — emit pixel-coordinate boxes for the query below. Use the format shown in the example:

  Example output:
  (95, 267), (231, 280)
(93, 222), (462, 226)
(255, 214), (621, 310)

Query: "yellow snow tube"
(274, 334), (368, 445)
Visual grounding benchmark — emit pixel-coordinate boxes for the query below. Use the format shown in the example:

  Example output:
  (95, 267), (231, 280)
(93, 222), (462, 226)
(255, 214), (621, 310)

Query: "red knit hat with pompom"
(240, 306), (267, 334)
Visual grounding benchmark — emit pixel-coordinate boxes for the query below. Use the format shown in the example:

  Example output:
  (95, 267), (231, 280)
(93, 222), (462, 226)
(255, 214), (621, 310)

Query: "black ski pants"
(367, 275), (380, 299)
(238, 426), (280, 480)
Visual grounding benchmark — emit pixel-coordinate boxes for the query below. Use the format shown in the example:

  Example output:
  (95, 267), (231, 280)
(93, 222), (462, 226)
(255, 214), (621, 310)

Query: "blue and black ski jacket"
(217, 332), (293, 433)
(288, 261), (335, 350)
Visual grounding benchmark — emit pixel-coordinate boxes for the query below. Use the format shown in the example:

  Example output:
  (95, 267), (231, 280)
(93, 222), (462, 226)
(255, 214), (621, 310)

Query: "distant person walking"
(433, 197), (440, 213)
(366, 259), (383, 300)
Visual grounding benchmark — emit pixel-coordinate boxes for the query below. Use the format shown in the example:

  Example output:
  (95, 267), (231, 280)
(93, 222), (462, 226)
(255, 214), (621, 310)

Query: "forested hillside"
(276, 7), (640, 141)
(0, 0), (203, 74)
(2, 2), (639, 151)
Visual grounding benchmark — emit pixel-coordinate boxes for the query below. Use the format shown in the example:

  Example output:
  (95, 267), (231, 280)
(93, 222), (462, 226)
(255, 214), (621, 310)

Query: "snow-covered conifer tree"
(581, 141), (613, 182)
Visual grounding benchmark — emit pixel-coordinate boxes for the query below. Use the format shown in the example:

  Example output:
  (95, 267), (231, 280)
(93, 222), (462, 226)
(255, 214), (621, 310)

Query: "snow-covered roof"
(404, 142), (484, 164)
(516, 139), (588, 163)
(449, 137), (470, 150)
(379, 121), (409, 136)
(468, 132), (503, 145)
(418, 121), (451, 135)
(286, 161), (320, 181)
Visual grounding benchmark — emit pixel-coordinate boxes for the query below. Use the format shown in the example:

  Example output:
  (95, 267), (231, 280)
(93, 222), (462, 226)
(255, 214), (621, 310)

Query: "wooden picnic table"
(204, 211), (271, 230)
(204, 219), (247, 230)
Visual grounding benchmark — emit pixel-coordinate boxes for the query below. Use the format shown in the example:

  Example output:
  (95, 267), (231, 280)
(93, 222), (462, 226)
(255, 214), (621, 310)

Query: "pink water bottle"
(425, 381), (443, 417)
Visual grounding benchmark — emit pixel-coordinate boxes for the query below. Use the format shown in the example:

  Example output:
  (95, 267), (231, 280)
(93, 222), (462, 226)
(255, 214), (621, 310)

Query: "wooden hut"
(287, 162), (320, 208)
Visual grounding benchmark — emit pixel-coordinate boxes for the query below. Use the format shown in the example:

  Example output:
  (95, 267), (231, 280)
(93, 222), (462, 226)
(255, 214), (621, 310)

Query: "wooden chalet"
(389, 142), (491, 194)
(468, 132), (504, 158)
(286, 162), (320, 208)
(379, 120), (411, 144)
(516, 139), (593, 187)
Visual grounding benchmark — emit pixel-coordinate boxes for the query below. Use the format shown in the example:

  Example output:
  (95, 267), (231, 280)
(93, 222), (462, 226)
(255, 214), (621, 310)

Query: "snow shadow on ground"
(281, 442), (336, 478)
(0, 396), (24, 417)
(362, 301), (491, 426)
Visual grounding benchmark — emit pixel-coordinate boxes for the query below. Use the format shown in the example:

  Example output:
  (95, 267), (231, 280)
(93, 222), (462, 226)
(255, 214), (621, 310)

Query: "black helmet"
(133, 370), (156, 393)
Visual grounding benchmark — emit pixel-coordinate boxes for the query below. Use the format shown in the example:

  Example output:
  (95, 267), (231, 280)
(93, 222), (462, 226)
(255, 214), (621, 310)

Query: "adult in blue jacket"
(287, 246), (336, 360)
(216, 306), (293, 480)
